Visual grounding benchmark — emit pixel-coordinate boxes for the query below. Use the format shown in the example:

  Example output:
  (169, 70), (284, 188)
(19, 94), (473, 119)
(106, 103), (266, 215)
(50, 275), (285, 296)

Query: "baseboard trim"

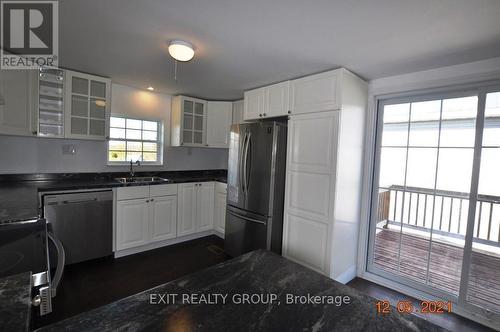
(114, 230), (220, 258)
(332, 265), (357, 284)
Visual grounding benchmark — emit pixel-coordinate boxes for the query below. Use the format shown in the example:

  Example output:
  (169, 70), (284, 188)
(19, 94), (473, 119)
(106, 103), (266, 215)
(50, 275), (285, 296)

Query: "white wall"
(0, 84), (228, 174)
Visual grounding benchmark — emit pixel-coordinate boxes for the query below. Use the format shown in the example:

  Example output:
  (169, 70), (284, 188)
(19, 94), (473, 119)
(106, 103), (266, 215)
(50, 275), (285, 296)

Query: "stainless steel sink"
(115, 176), (169, 184)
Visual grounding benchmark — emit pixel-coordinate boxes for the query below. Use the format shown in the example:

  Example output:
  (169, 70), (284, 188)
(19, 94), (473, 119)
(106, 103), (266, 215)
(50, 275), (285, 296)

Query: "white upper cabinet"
(0, 69), (36, 136)
(289, 69), (342, 114)
(171, 95), (207, 147)
(266, 81), (290, 118)
(232, 100), (244, 124)
(206, 101), (232, 148)
(65, 70), (111, 140)
(37, 68), (65, 137)
(244, 82), (290, 120)
(243, 87), (265, 121)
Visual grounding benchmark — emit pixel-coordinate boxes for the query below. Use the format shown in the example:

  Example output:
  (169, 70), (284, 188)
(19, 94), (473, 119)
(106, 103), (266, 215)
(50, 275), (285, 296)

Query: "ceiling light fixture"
(168, 40), (195, 82)
(147, 86), (154, 91)
(168, 40), (194, 62)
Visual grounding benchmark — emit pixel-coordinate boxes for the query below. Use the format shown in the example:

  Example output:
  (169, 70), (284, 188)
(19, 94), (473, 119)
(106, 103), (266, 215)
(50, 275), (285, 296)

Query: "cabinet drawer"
(150, 184), (178, 197)
(116, 186), (150, 200)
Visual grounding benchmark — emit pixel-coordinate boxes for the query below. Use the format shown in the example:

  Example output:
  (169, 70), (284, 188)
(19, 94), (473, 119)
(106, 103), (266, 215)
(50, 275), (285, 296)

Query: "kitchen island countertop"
(36, 250), (445, 332)
(0, 272), (32, 332)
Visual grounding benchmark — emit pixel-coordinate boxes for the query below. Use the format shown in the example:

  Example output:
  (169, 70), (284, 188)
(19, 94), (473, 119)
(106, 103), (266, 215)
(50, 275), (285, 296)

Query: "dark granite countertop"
(0, 170), (227, 223)
(0, 272), (32, 332)
(36, 250), (445, 332)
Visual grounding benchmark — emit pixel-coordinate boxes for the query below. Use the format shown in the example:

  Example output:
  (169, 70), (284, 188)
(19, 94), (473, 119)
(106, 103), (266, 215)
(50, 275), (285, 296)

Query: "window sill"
(107, 162), (163, 167)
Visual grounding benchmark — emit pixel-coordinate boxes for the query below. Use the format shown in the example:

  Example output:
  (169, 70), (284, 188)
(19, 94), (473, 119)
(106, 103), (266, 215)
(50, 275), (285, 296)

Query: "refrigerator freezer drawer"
(225, 209), (268, 257)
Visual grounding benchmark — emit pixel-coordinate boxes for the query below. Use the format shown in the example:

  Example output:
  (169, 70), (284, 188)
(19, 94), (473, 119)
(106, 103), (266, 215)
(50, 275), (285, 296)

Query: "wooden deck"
(373, 228), (500, 313)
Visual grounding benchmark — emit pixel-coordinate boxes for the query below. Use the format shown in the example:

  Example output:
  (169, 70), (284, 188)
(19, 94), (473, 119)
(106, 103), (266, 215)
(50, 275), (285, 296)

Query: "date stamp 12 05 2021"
(375, 300), (452, 315)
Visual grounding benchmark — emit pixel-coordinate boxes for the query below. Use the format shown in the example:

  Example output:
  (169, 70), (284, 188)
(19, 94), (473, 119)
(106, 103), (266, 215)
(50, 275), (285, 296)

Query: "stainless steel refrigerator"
(225, 120), (287, 257)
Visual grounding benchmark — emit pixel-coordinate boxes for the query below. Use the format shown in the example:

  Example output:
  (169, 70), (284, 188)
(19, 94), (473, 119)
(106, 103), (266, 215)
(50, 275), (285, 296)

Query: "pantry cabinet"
(282, 69), (367, 283)
(206, 101), (232, 148)
(289, 70), (341, 114)
(65, 70), (111, 140)
(177, 182), (214, 236)
(0, 69), (37, 136)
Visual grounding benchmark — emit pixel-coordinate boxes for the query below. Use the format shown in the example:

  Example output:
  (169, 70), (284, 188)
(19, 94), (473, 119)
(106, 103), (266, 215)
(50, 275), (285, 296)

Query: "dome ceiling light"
(168, 40), (195, 82)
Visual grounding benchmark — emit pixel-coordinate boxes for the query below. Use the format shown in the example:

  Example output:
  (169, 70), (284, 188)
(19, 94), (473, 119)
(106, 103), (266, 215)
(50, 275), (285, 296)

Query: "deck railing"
(378, 185), (500, 247)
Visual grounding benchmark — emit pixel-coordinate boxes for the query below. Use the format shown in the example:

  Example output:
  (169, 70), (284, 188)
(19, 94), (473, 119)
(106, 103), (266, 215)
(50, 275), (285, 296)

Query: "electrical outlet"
(62, 144), (76, 155)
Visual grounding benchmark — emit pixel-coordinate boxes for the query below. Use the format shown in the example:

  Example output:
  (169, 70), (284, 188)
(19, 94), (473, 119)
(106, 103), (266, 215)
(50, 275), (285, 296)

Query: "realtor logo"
(1, 1), (58, 69)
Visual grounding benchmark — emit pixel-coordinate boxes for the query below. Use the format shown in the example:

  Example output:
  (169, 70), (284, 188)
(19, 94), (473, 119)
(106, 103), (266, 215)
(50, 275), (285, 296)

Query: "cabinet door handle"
(263, 113), (266, 117)
(287, 110), (291, 114)
(259, 114), (262, 117)
(150, 198), (154, 202)
(146, 199), (150, 202)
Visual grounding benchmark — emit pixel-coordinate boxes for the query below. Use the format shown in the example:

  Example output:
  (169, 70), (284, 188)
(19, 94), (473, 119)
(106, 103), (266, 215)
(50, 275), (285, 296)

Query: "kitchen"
(1, 1), (500, 331)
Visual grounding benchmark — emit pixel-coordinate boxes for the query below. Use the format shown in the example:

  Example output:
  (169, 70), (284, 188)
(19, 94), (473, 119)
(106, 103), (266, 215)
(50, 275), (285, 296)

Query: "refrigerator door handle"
(239, 132), (248, 193)
(227, 209), (266, 225)
(243, 131), (251, 194)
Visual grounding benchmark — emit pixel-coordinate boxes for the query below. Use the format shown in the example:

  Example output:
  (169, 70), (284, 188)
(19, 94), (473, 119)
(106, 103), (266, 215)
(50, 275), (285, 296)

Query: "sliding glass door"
(368, 86), (500, 322)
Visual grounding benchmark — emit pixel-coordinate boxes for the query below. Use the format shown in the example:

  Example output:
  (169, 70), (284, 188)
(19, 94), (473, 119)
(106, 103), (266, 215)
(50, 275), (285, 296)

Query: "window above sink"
(107, 116), (164, 166)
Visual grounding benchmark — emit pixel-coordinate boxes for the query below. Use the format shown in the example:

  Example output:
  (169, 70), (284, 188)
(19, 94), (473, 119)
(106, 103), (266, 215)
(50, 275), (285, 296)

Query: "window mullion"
(458, 88), (487, 306)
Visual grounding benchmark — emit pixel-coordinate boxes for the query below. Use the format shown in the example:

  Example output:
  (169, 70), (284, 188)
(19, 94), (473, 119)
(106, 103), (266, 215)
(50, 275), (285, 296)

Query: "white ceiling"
(59, 0), (500, 100)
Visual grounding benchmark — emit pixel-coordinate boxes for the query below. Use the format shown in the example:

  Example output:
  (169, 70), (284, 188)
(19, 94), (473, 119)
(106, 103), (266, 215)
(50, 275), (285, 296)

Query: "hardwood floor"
(347, 278), (494, 332)
(373, 228), (500, 313)
(33, 235), (229, 329)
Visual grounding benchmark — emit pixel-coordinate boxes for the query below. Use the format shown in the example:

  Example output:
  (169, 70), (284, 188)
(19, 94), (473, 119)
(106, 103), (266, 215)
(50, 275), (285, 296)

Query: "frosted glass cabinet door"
(180, 97), (206, 146)
(65, 70), (111, 140)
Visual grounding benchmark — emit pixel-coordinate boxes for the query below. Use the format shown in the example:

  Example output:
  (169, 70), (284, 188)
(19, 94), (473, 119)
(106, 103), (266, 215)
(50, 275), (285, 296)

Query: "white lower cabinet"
(115, 184), (178, 251)
(115, 181), (226, 255)
(150, 195), (177, 242)
(177, 182), (214, 236)
(177, 183), (197, 236)
(116, 198), (150, 250)
(214, 182), (227, 234)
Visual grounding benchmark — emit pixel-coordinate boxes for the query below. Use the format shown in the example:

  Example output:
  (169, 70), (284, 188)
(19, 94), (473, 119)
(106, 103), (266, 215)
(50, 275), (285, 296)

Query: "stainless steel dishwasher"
(43, 190), (113, 265)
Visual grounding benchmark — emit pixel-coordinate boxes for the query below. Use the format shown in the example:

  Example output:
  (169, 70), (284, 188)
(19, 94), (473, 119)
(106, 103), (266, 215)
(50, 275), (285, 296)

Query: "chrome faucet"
(129, 160), (140, 177)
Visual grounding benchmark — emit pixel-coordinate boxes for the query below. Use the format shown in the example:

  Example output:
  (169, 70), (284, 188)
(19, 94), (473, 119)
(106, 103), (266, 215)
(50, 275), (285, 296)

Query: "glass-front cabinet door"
(181, 96), (206, 146)
(65, 70), (111, 140)
(37, 67), (65, 137)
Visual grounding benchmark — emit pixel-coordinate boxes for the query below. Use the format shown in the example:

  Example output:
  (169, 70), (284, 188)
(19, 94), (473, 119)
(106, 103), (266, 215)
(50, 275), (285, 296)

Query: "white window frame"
(357, 80), (500, 330)
(107, 115), (164, 166)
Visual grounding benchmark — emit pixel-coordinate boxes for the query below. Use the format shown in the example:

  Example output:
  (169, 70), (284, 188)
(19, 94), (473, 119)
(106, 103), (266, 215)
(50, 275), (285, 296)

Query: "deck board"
(373, 229), (500, 313)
